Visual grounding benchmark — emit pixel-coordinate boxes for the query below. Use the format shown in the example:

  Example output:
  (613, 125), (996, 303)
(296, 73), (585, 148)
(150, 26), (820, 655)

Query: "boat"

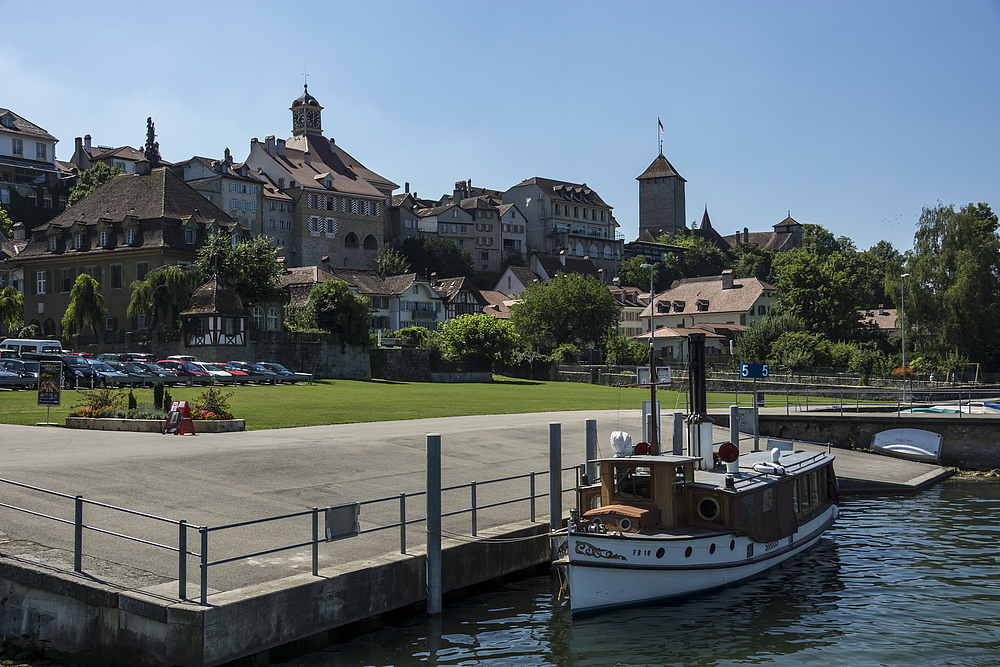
(563, 443), (839, 615)
(871, 428), (943, 463)
(901, 402), (1000, 415)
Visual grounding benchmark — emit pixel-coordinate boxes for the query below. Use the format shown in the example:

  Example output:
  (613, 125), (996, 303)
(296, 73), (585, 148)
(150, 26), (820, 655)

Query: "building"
(433, 276), (487, 320)
(245, 86), (398, 269)
(169, 151), (265, 236)
(68, 135), (147, 175)
(637, 151), (686, 238)
(721, 215), (804, 252)
(502, 177), (623, 279)
(11, 166), (236, 338)
(610, 284), (646, 338)
(639, 271), (776, 360)
(0, 108), (68, 221)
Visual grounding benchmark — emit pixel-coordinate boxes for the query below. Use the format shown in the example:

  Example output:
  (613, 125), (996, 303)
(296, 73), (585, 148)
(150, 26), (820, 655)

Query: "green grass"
(0, 377), (760, 430)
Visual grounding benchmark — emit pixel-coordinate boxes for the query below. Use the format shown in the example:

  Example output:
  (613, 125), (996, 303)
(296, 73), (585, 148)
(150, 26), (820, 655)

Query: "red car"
(157, 360), (211, 385)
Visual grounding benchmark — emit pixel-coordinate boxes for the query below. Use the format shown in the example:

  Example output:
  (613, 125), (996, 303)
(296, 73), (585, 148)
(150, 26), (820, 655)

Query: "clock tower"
(290, 84), (323, 137)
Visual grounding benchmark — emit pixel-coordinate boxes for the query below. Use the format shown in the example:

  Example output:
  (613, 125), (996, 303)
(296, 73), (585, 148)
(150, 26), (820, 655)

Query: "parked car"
(193, 362), (233, 384)
(0, 338), (64, 357)
(0, 359), (40, 389)
(157, 360), (211, 385)
(216, 363), (251, 384)
(258, 362), (300, 383)
(97, 353), (132, 364)
(125, 352), (158, 363)
(136, 362), (180, 382)
(0, 367), (30, 389)
(167, 355), (203, 363)
(111, 362), (158, 383)
(24, 353), (101, 389)
(86, 360), (131, 387)
(227, 361), (279, 383)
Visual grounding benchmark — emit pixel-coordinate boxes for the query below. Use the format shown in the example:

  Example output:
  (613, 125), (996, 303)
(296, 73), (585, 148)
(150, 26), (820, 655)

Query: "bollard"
(426, 433), (442, 615)
(672, 412), (684, 455)
(585, 419), (598, 483)
(549, 423), (562, 562)
(730, 405), (739, 451)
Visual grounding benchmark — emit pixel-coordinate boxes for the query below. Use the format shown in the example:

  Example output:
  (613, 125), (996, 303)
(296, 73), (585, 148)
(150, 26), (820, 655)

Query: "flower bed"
(66, 417), (245, 433)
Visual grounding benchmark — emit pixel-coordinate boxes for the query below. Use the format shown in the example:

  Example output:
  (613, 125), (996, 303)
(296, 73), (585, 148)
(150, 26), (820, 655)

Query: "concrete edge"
(838, 465), (955, 496)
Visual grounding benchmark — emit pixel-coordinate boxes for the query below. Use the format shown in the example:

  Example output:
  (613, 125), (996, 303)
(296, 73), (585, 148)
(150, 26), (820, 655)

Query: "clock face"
(305, 109), (320, 128)
(293, 108), (305, 128)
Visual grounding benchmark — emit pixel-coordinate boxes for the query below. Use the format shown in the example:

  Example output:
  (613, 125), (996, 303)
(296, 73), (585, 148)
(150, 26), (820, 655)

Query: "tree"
(731, 243), (775, 282)
(771, 247), (865, 341)
(0, 285), (24, 333)
(894, 202), (1000, 364)
(656, 232), (731, 279)
(437, 313), (520, 368)
(618, 256), (674, 292)
(127, 264), (199, 329)
(68, 162), (122, 206)
(856, 240), (900, 308)
(734, 312), (805, 364)
(310, 280), (370, 349)
(0, 206), (13, 238)
(510, 272), (619, 350)
(61, 274), (107, 336)
(605, 332), (648, 366)
(145, 117), (161, 168)
(194, 234), (286, 306)
(801, 223), (847, 257)
(375, 245), (411, 276)
(400, 236), (473, 278)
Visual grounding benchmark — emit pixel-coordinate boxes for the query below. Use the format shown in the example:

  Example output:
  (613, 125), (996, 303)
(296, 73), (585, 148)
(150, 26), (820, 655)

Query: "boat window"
(613, 465), (651, 500)
(810, 471), (819, 506)
(674, 464), (686, 495)
(792, 481), (799, 513)
(763, 487), (774, 513)
(742, 494), (755, 521)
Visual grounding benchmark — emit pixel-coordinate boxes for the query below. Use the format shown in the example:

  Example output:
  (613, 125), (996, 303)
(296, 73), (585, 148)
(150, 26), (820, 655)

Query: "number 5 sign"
(740, 363), (768, 379)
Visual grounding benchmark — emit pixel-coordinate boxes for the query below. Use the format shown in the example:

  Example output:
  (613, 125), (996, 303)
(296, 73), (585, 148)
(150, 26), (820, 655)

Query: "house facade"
(0, 108), (67, 219)
(68, 135), (146, 175)
(169, 152), (265, 236)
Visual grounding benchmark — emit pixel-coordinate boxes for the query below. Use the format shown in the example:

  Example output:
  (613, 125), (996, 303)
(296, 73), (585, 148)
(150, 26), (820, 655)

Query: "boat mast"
(641, 263), (658, 453)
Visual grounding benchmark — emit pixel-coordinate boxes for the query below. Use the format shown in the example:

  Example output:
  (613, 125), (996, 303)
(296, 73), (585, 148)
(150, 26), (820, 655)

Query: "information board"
(37, 361), (62, 406)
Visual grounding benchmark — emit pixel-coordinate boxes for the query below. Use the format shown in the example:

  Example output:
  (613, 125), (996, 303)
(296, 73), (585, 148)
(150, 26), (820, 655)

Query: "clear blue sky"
(3, 0), (997, 253)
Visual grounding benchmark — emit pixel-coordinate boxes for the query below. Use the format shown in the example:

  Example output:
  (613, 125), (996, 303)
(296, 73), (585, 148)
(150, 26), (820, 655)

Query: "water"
(276, 478), (1000, 666)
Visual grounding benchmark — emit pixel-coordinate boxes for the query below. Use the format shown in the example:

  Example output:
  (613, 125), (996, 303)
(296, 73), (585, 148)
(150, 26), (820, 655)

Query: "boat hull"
(566, 503), (838, 615)
(871, 428), (943, 463)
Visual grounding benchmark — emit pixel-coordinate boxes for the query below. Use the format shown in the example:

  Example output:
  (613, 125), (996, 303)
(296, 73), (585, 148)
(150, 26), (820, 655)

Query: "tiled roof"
(479, 290), (515, 319)
(536, 255), (601, 280)
(280, 135), (397, 196)
(90, 145), (145, 161)
(181, 277), (248, 316)
(632, 326), (725, 341)
(722, 230), (796, 252)
(862, 307), (899, 330)
(636, 152), (685, 182)
(433, 276), (487, 306)
(508, 265), (540, 286)
(509, 177), (609, 208)
(0, 108), (57, 142)
(641, 275), (774, 318)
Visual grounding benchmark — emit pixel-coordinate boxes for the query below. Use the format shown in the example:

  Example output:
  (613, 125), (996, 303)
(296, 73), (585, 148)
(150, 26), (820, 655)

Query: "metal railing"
(0, 465), (578, 606)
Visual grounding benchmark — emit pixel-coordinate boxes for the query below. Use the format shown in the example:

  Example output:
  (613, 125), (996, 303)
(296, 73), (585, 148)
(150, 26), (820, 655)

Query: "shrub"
(163, 387), (173, 410)
(550, 343), (580, 365)
(153, 381), (165, 410)
(128, 389), (137, 410)
(72, 387), (126, 414)
(194, 386), (234, 420)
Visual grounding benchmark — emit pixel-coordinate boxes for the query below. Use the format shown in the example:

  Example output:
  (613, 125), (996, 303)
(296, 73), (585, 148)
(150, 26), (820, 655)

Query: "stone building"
(637, 151), (686, 239)
(245, 86), (397, 269)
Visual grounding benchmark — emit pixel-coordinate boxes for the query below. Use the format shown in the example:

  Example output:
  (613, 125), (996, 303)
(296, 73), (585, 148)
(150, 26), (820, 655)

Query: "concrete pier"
(0, 410), (956, 665)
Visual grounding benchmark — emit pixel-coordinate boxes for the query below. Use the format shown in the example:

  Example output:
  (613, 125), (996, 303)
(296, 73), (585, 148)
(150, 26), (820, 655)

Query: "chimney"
(878, 304), (886, 316)
(224, 148), (231, 163)
(276, 139), (286, 158)
(265, 135), (275, 156)
(405, 182), (410, 193)
(12, 221), (25, 241)
(329, 138), (336, 152)
(74, 136), (82, 156)
(84, 134), (92, 153)
(743, 227), (749, 244)
(304, 150), (311, 166)
(467, 179), (472, 196)
(454, 181), (464, 204)
(721, 269), (733, 290)
(135, 159), (151, 176)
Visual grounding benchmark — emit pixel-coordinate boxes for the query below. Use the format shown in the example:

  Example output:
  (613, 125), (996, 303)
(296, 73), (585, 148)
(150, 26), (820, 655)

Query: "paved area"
(0, 410), (951, 599)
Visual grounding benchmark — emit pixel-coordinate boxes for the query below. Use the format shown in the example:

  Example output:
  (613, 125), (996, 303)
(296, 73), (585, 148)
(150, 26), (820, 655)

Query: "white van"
(0, 338), (64, 357)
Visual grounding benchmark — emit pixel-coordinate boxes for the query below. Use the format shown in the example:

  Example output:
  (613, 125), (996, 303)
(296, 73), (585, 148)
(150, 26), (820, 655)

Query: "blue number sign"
(740, 363), (769, 379)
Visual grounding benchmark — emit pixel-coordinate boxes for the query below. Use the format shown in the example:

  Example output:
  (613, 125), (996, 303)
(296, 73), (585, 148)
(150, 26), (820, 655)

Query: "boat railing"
(0, 464), (581, 607)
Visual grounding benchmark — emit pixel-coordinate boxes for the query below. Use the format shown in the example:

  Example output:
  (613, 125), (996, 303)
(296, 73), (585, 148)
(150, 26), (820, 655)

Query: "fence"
(0, 465), (578, 606)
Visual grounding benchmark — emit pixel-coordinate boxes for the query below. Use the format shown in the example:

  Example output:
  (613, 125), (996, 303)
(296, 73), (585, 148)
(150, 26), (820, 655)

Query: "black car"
(137, 362), (181, 382)
(24, 353), (102, 389)
(227, 361), (279, 384)
(0, 358), (37, 389)
(258, 362), (299, 383)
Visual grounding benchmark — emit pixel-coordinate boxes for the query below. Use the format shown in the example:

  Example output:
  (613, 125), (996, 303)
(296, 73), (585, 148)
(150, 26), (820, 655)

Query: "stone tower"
(636, 152), (686, 239)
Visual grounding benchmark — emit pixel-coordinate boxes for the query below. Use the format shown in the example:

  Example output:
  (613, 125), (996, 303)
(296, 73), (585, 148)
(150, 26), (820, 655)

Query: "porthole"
(697, 497), (721, 522)
(619, 518), (633, 532)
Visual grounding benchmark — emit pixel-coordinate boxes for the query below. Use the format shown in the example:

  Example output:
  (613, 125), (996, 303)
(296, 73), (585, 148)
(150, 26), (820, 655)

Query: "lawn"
(0, 377), (756, 430)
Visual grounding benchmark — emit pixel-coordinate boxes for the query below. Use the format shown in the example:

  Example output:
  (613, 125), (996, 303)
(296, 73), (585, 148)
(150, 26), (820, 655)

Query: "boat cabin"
(576, 450), (837, 542)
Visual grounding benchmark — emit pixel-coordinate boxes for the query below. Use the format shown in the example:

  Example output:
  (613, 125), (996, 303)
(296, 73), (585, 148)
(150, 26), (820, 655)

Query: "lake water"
(276, 477), (1000, 666)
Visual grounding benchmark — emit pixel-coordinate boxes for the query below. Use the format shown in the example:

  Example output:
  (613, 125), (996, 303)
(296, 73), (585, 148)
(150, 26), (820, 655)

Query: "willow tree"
(62, 274), (107, 335)
(0, 285), (24, 333)
(127, 265), (199, 329)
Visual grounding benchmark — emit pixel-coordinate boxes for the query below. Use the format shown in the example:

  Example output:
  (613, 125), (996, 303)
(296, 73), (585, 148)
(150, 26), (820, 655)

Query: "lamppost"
(640, 263), (657, 450)
(901, 273), (910, 397)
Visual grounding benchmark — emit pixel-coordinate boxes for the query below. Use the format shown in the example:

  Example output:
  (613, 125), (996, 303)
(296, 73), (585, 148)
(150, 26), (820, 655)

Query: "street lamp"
(640, 263), (657, 450)
(901, 273), (910, 394)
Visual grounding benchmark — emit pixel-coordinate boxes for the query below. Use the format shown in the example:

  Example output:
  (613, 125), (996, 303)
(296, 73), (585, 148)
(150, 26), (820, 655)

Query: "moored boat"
(563, 444), (839, 615)
(871, 428), (943, 462)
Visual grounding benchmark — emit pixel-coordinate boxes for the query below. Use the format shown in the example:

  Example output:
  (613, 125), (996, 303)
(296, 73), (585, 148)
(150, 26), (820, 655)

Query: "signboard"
(325, 502), (360, 541)
(740, 363), (769, 379)
(37, 361), (62, 406)
(637, 366), (672, 385)
(735, 407), (756, 434)
(164, 401), (196, 435)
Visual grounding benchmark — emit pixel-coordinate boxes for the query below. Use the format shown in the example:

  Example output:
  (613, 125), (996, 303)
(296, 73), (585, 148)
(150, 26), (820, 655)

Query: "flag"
(657, 118), (664, 134)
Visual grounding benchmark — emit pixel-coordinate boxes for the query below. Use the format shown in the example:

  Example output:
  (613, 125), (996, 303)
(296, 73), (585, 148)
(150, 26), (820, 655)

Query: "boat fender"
(752, 462), (786, 476)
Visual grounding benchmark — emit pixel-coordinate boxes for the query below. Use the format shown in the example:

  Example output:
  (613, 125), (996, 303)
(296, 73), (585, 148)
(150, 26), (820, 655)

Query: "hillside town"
(3, 86), (993, 385)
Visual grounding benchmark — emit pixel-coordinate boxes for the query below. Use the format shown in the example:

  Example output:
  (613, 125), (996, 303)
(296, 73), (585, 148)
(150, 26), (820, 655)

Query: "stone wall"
(370, 348), (432, 382)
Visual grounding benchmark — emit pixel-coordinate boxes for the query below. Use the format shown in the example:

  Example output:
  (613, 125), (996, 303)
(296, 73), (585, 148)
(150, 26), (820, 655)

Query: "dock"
(0, 410), (954, 666)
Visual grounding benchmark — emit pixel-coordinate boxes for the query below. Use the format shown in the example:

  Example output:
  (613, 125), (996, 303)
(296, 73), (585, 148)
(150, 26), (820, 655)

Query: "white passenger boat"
(564, 444), (839, 616)
(871, 428), (943, 462)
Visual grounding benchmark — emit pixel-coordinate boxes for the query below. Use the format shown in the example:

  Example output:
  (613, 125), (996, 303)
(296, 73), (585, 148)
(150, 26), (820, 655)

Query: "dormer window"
(99, 231), (109, 247)
(49, 236), (57, 252)
(696, 299), (709, 312)
(231, 233), (239, 248)
(672, 301), (685, 313)
(125, 227), (135, 244)
(184, 225), (195, 244)
(74, 233), (83, 250)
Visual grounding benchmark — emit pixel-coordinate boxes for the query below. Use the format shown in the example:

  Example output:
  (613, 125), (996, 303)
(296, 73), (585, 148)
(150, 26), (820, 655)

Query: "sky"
(3, 0), (998, 253)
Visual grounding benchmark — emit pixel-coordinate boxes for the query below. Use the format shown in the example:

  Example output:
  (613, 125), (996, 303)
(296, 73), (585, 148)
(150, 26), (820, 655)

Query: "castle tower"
(636, 151), (686, 239)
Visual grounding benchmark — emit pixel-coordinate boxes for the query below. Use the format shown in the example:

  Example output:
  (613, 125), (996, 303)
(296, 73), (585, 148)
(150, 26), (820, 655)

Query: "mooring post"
(672, 412), (684, 455)
(549, 423), (562, 562)
(730, 405), (739, 450)
(585, 419), (597, 483)
(426, 433), (442, 615)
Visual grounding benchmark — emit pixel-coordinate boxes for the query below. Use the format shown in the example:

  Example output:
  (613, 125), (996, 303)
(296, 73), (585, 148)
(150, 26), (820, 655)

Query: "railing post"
(470, 481), (478, 537)
(585, 419), (598, 482)
(200, 527), (208, 605)
(312, 507), (319, 577)
(530, 472), (536, 522)
(178, 520), (187, 599)
(840, 390), (844, 417)
(399, 493), (407, 554)
(549, 423), (562, 554)
(730, 405), (739, 450)
(74, 495), (83, 572)
(426, 434), (442, 615)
